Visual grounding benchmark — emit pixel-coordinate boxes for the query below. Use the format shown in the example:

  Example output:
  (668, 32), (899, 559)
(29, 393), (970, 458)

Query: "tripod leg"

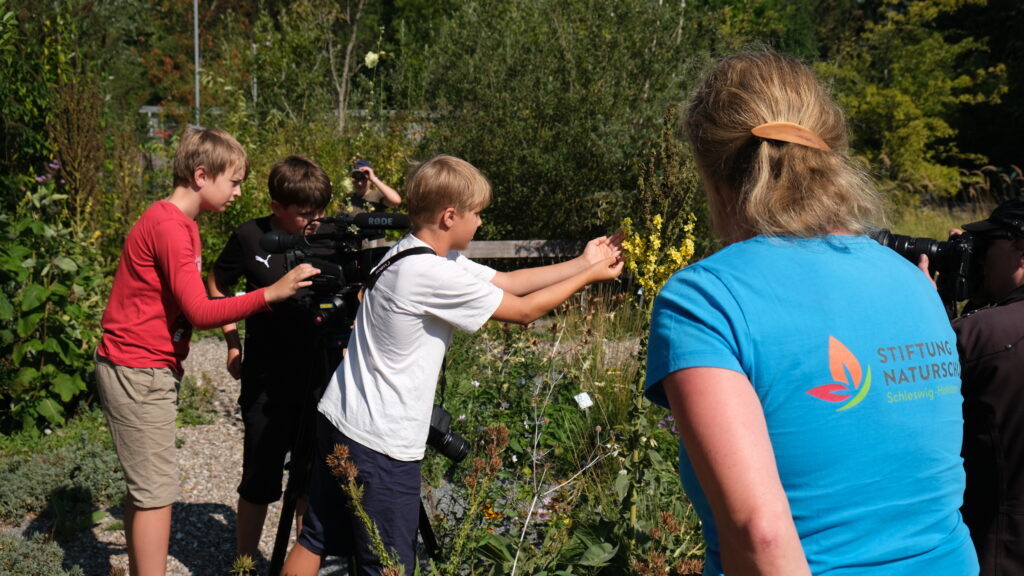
(419, 500), (441, 562)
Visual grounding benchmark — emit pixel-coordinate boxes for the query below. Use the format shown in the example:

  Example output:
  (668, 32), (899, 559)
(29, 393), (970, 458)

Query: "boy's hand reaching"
(264, 263), (320, 303)
(581, 232), (625, 266)
(587, 254), (625, 283)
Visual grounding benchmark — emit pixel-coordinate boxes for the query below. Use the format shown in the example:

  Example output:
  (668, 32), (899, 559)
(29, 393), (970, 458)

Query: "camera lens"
(436, 431), (469, 463)
(869, 229), (945, 266)
(428, 405), (470, 463)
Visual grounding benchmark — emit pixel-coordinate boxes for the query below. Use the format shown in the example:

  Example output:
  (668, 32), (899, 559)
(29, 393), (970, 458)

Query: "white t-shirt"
(318, 234), (504, 460)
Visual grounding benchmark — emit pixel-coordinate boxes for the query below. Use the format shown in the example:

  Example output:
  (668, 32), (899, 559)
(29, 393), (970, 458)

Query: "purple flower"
(48, 160), (60, 170)
(35, 175), (50, 183)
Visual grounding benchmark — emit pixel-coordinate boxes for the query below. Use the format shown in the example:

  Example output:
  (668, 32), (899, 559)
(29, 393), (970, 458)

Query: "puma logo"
(255, 254), (271, 268)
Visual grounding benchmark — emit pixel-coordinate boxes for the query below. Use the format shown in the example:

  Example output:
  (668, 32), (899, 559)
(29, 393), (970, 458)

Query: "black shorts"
(298, 414), (421, 575)
(237, 372), (315, 505)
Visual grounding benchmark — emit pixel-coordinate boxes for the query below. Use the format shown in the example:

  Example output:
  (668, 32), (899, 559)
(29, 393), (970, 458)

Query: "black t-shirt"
(212, 217), (325, 379)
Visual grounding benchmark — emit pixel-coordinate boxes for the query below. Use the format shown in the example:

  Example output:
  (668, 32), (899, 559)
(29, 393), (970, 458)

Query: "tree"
(818, 0), (1007, 199)
(408, 0), (695, 240)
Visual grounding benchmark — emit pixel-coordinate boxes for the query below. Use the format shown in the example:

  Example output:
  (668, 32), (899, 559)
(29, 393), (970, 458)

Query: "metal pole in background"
(193, 0), (200, 126)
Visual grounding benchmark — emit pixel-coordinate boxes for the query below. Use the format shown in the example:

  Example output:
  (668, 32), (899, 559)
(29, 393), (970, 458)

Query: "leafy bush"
(0, 532), (85, 576)
(0, 183), (111, 434)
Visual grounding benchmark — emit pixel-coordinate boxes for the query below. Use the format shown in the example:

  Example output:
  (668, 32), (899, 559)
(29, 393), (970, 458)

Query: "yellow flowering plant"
(620, 213), (696, 308)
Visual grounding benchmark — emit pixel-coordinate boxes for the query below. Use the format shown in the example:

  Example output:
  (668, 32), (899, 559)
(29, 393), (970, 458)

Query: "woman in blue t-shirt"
(645, 51), (978, 575)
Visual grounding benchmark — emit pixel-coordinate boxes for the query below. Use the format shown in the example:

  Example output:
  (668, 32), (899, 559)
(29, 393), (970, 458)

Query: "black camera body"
(260, 213), (410, 337)
(869, 228), (983, 308)
(427, 404), (469, 463)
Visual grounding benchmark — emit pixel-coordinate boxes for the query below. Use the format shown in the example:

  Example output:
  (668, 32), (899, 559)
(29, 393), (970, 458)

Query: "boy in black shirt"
(207, 155), (333, 562)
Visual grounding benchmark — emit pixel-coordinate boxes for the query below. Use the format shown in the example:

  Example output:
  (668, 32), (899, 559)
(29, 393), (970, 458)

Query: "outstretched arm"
(491, 233), (624, 295)
(490, 254), (623, 324)
(663, 367), (810, 576)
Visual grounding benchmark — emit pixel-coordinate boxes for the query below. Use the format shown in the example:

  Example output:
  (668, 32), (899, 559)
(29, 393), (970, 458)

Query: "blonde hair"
(405, 155), (492, 226)
(684, 51), (882, 243)
(172, 127), (249, 187)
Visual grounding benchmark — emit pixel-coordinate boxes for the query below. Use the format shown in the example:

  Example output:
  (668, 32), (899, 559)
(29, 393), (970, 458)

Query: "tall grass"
(886, 202), (993, 239)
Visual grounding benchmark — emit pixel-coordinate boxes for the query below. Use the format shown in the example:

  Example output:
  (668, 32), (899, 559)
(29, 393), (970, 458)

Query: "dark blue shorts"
(298, 413), (421, 575)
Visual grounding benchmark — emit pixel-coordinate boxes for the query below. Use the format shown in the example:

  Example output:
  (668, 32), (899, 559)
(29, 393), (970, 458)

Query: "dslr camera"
(427, 404), (469, 463)
(869, 228), (983, 308)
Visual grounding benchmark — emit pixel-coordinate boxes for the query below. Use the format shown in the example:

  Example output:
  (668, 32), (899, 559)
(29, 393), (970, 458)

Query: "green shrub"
(0, 408), (122, 533)
(0, 532), (85, 576)
(0, 183), (110, 434)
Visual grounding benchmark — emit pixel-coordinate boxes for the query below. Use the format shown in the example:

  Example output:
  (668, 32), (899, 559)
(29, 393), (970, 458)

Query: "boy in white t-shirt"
(282, 155), (623, 575)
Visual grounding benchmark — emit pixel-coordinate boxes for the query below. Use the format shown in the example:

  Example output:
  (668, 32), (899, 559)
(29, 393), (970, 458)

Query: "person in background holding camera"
(645, 51), (977, 575)
(206, 156), (335, 564)
(349, 158), (401, 212)
(281, 154), (624, 576)
(94, 129), (320, 576)
(943, 197), (1024, 575)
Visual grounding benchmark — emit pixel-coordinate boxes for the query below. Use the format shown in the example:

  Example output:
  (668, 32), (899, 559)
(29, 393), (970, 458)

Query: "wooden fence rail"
(365, 239), (584, 259)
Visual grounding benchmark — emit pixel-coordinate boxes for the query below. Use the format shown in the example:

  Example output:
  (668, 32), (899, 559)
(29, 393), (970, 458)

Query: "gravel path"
(57, 338), (349, 576)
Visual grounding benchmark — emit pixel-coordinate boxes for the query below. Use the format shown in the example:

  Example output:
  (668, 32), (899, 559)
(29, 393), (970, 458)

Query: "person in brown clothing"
(952, 197), (1024, 576)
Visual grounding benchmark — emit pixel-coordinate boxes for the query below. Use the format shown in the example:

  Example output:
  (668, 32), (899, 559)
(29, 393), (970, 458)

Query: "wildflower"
(620, 213), (697, 305)
(364, 51), (380, 69)
(326, 443), (359, 482)
(573, 391), (593, 410)
(471, 380), (481, 388)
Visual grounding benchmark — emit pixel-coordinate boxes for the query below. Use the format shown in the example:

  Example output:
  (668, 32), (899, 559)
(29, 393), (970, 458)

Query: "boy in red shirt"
(94, 127), (319, 576)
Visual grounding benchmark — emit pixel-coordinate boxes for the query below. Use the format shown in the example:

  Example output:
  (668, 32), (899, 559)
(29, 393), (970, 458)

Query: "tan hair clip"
(751, 121), (831, 152)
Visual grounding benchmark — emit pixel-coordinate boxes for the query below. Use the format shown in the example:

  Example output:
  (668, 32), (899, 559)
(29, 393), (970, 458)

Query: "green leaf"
(474, 532), (515, 564)
(51, 372), (81, 402)
(15, 312), (43, 338)
(21, 283), (49, 310)
(614, 471), (629, 502)
(53, 256), (77, 272)
(578, 541), (618, 567)
(13, 339), (43, 364)
(0, 291), (12, 320)
(14, 366), (40, 387)
(647, 448), (664, 466)
(35, 397), (65, 426)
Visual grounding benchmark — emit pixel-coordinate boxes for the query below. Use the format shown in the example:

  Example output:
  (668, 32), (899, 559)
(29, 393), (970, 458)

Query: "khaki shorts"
(94, 353), (180, 509)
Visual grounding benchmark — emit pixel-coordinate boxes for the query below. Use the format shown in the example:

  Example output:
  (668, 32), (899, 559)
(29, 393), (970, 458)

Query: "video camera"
(869, 228), (983, 313)
(260, 212), (411, 332)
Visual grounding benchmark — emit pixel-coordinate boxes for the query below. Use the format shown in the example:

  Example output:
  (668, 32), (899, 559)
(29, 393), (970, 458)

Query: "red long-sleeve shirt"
(98, 201), (270, 374)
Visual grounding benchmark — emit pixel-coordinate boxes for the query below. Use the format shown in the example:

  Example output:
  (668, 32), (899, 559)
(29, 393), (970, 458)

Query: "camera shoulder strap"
(363, 246), (436, 292)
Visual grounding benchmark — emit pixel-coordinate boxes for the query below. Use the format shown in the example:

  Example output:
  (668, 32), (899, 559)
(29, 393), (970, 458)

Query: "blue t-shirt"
(645, 235), (977, 575)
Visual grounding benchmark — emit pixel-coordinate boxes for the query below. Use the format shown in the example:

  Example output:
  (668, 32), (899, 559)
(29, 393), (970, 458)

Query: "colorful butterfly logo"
(806, 336), (872, 411)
